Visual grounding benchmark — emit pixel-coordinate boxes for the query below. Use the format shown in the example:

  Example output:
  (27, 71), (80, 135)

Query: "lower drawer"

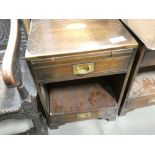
(47, 77), (117, 127)
(49, 108), (116, 128)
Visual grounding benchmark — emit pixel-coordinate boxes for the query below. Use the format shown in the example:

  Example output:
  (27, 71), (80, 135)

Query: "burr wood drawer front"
(30, 49), (133, 83)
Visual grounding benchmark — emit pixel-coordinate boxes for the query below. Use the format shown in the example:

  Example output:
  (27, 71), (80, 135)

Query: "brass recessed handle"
(73, 63), (94, 75)
(77, 112), (92, 120)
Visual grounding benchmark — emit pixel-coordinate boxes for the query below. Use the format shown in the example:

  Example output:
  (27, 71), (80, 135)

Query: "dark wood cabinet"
(120, 20), (155, 115)
(25, 19), (138, 128)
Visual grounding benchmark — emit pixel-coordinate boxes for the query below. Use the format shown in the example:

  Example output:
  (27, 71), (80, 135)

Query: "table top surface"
(26, 19), (138, 59)
(122, 19), (155, 50)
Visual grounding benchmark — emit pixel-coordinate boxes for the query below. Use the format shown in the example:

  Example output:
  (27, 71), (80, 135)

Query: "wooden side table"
(25, 19), (138, 129)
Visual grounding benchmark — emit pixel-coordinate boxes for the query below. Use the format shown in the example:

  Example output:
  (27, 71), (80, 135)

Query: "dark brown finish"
(120, 20), (155, 115)
(26, 19), (137, 58)
(25, 20), (138, 129)
(48, 78), (117, 126)
(48, 77), (117, 127)
(119, 45), (146, 115)
(30, 49), (133, 83)
(26, 20), (137, 84)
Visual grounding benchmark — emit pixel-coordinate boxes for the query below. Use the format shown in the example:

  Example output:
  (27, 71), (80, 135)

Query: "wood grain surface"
(141, 50), (155, 67)
(129, 70), (155, 99)
(49, 77), (117, 114)
(26, 19), (137, 59)
(121, 19), (155, 50)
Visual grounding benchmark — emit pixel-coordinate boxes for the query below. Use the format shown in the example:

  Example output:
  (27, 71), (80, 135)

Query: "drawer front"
(126, 94), (155, 112)
(30, 49), (133, 83)
(51, 107), (116, 125)
(141, 50), (155, 67)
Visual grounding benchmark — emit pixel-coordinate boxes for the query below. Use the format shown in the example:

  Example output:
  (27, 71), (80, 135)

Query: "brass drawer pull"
(73, 63), (94, 75)
(77, 112), (92, 120)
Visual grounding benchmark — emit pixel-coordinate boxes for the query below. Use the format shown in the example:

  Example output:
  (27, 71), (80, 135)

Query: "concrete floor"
(0, 119), (33, 135)
(49, 105), (155, 135)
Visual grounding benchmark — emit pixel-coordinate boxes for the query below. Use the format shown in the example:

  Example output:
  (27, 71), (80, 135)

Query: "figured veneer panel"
(49, 78), (117, 114)
(129, 71), (155, 99)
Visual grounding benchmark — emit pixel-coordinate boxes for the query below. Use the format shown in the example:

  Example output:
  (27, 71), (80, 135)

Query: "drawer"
(126, 94), (155, 112)
(141, 50), (155, 67)
(48, 77), (117, 126)
(29, 49), (133, 83)
(50, 108), (117, 126)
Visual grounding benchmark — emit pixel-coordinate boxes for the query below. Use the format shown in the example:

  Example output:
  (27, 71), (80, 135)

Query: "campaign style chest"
(120, 20), (155, 115)
(25, 20), (138, 128)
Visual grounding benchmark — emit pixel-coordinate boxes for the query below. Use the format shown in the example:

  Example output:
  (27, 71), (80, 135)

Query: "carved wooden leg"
(21, 96), (48, 134)
(32, 115), (48, 135)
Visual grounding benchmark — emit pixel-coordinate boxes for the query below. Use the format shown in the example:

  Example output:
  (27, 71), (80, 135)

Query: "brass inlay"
(77, 112), (92, 120)
(73, 63), (94, 75)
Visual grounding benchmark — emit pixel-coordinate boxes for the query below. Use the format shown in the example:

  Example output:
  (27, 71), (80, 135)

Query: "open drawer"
(39, 74), (128, 128)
